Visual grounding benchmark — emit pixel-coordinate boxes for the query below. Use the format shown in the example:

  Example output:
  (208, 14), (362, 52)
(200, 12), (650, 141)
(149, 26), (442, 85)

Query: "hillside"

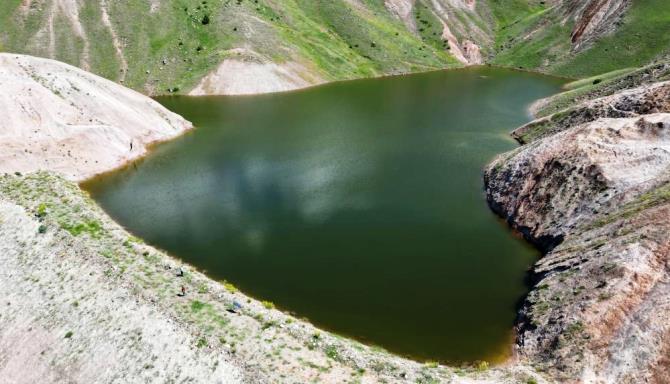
(490, 0), (670, 78)
(0, 0), (490, 95)
(0, 53), (192, 180)
(3, 1), (669, 95)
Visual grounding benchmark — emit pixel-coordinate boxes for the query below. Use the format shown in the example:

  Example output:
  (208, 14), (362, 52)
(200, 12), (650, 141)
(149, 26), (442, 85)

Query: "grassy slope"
(489, 0), (670, 78)
(1, 0), (669, 92)
(554, 0), (670, 77)
(0, 0), (460, 94)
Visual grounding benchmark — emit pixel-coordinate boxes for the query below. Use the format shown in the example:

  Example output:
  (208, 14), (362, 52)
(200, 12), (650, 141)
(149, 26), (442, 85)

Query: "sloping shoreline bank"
(0, 172), (546, 383)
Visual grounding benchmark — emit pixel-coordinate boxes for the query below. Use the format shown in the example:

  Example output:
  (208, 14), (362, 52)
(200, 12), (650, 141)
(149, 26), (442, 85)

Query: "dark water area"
(83, 67), (563, 363)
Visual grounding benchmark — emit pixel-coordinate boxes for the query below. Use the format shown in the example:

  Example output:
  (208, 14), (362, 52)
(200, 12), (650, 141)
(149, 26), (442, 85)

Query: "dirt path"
(100, 0), (128, 82)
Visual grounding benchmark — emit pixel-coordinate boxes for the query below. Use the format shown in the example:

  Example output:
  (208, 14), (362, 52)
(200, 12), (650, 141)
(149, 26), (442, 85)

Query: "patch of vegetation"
(490, 0), (670, 78)
(60, 220), (103, 238)
(36, 203), (48, 218)
(475, 360), (489, 371)
(261, 300), (275, 310)
(190, 300), (207, 312)
(586, 182), (670, 230)
(222, 280), (238, 293)
(413, 3), (449, 53)
(562, 68), (636, 91)
(64, 331), (74, 339)
(324, 344), (341, 361)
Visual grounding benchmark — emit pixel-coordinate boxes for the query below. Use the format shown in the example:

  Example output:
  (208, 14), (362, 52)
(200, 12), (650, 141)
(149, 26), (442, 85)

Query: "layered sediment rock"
(486, 73), (670, 382)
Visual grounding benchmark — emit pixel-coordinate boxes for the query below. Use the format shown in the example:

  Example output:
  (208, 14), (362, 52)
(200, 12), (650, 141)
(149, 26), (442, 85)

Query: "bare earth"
(0, 53), (192, 181)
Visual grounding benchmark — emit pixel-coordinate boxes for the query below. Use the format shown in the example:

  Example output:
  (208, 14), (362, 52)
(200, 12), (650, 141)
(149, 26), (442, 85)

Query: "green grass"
(586, 182), (670, 230)
(414, 2), (450, 53)
(2, 0), (668, 95)
(555, 0), (670, 78)
(60, 220), (103, 238)
(222, 280), (238, 293)
(562, 67), (636, 91)
(490, 0), (670, 77)
(191, 300), (207, 312)
(0, 0), (459, 94)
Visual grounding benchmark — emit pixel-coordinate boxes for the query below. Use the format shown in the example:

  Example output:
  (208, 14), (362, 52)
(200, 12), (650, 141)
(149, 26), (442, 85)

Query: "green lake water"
(83, 67), (563, 363)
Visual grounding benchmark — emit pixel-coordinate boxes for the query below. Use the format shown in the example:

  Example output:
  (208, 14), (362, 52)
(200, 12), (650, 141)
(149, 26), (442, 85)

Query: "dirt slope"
(0, 53), (191, 181)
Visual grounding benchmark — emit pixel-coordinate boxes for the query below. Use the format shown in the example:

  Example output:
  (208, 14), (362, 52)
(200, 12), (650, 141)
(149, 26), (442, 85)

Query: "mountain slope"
(2, 0), (669, 95)
(0, 0), (493, 95)
(490, 0), (670, 78)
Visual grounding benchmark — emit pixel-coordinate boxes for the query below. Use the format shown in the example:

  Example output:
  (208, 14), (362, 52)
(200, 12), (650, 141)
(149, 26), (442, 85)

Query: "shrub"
(36, 203), (47, 218)
(61, 220), (102, 237)
(38, 225), (47, 234)
(201, 14), (210, 25)
(325, 345), (340, 361)
(64, 331), (73, 339)
(261, 300), (275, 310)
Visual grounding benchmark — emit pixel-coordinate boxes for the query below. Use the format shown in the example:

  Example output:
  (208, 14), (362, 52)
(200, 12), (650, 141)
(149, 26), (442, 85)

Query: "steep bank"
(485, 60), (670, 382)
(0, 53), (192, 181)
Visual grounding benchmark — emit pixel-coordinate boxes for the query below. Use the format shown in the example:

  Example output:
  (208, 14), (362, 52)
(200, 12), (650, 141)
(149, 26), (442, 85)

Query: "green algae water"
(83, 67), (563, 363)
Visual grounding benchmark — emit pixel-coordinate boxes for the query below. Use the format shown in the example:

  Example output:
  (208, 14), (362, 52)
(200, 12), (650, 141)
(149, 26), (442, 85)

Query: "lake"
(83, 67), (563, 363)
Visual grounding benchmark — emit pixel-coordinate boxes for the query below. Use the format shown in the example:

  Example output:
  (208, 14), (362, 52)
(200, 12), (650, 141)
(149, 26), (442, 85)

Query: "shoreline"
(6, 50), (668, 382)
(0, 172), (544, 383)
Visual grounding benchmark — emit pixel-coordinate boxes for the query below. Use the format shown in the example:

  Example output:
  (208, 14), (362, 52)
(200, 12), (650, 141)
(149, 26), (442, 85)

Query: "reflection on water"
(83, 67), (563, 363)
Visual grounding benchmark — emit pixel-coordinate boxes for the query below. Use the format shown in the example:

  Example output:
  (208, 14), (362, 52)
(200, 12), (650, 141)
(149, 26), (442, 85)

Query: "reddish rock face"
(568, 0), (631, 50)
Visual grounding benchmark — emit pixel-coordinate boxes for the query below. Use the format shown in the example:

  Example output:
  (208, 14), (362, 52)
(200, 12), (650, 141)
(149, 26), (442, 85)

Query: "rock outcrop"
(568, 0), (630, 50)
(0, 53), (192, 181)
(486, 67), (670, 382)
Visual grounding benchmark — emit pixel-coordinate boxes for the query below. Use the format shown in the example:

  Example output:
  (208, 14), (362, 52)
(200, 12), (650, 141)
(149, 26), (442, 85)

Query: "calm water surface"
(83, 68), (563, 363)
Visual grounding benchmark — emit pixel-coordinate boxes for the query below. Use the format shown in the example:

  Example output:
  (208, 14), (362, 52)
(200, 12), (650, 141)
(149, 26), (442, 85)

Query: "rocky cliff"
(485, 59), (670, 383)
